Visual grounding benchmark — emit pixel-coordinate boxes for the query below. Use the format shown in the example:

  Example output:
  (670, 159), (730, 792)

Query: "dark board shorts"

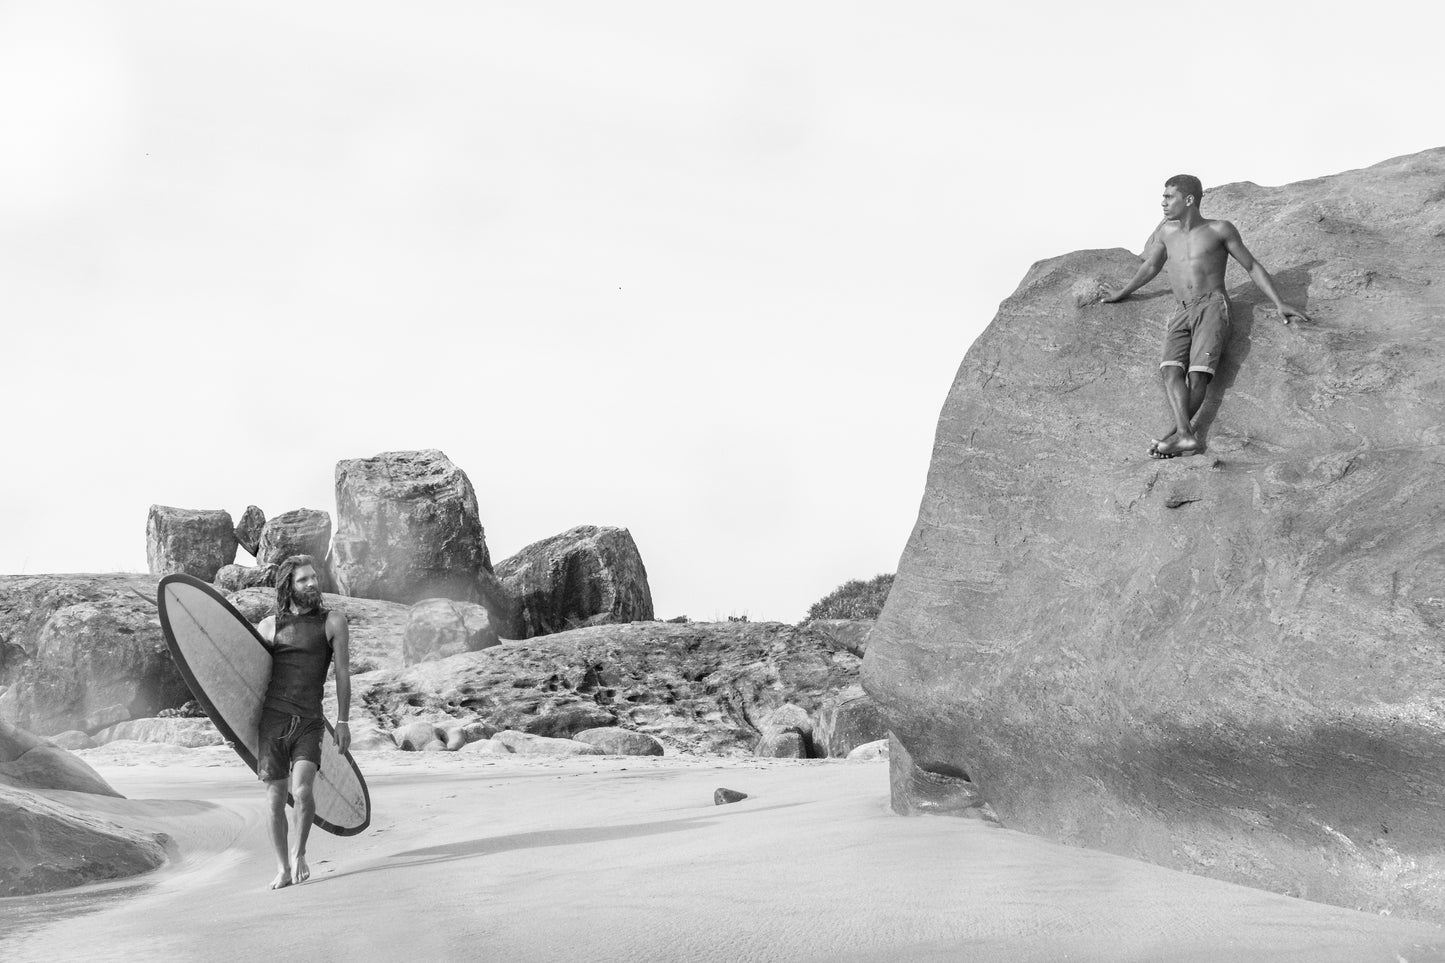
(1161, 290), (1231, 376)
(257, 710), (325, 782)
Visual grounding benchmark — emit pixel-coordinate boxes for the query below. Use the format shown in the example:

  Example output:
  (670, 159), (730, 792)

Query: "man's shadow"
(1184, 261), (1319, 449)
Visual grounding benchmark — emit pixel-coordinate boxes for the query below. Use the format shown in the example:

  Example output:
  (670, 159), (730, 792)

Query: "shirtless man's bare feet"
(293, 852), (311, 884)
(270, 868), (292, 890)
(1152, 435), (1201, 458)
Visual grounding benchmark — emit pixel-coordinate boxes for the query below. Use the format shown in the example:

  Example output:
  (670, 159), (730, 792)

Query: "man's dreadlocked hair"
(275, 554), (320, 614)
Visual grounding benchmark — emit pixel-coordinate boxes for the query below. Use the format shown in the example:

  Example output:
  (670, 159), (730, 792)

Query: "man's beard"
(293, 585), (323, 611)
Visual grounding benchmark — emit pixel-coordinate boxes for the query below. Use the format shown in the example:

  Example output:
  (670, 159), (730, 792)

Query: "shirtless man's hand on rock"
(1279, 303), (1311, 325)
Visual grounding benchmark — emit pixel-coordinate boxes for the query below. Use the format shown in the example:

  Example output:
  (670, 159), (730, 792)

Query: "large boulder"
(256, 508), (336, 590)
(862, 148), (1445, 918)
(813, 685), (888, 758)
(227, 588), (410, 673)
(573, 727), (664, 756)
(213, 563), (277, 593)
(495, 525), (654, 639)
(353, 620), (861, 755)
(0, 788), (168, 897)
(753, 703), (812, 758)
(331, 450), (494, 605)
(0, 574), (190, 736)
(402, 598), (502, 666)
(145, 505), (236, 580)
(0, 719), (119, 796)
(234, 505), (266, 558)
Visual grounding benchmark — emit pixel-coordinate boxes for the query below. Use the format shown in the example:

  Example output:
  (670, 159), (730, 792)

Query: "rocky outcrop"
(145, 506), (236, 580)
(256, 508), (335, 590)
(754, 704), (812, 758)
(228, 588), (410, 673)
(93, 717), (224, 748)
(492, 730), (603, 756)
(331, 450), (493, 605)
(234, 505), (266, 558)
(402, 599), (502, 666)
(353, 620), (859, 756)
(0, 788), (168, 897)
(799, 619), (872, 658)
(495, 525), (654, 638)
(213, 563), (277, 593)
(0, 720), (164, 897)
(573, 727), (665, 756)
(813, 685), (888, 758)
(0, 574), (190, 736)
(0, 720), (119, 796)
(862, 148), (1445, 918)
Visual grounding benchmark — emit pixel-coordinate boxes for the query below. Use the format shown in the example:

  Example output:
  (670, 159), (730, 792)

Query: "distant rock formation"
(813, 685), (888, 758)
(331, 450), (494, 605)
(0, 574), (190, 736)
(234, 504), (266, 558)
(145, 505), (236, 580)
(352, 620), (860, 755)
(402, 598), (502, 665)
(213, 562), (277, 592)
(256, 508), (335, 591)
(495, 525), (654, 638)
(0, 720), (167, 897)
(862, 147), (1445, 918)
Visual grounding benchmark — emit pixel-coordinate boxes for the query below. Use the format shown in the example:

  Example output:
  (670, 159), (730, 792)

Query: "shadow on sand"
(310, 801), (807, 884)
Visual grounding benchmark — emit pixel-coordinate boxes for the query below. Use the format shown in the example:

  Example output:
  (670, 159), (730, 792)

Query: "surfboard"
(157, 573), (370, 836)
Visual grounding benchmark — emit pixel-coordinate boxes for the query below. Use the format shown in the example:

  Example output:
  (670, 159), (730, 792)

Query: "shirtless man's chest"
(1161, 222), (1229, 299)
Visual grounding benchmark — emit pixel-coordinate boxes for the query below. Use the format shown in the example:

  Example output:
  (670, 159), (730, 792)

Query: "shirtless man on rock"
(1103, 174), (1310, 457)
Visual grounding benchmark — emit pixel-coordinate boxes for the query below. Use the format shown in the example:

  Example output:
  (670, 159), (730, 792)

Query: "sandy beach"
(3, 746), (1442, 963)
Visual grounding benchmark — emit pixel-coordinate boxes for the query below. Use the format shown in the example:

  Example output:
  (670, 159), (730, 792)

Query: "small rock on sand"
(714, 788), (748, 805)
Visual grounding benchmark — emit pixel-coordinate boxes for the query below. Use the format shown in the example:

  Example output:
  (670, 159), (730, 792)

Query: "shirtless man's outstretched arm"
(1218, 221), (1311, 324)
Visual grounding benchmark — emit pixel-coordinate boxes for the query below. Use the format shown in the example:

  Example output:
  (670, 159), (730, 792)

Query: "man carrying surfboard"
(254, 554), (351, 889)
(1102, 174), (1310, 457)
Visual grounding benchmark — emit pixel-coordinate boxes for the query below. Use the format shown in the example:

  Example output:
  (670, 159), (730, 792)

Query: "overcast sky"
(1, 0), (1438, 620)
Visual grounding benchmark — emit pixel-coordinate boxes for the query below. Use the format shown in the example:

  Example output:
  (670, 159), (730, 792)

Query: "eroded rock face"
(257, 508), (335, 590)
(813, 685), (888, 759)
(228, 588), (409, 673)
(354, 620), (859, 756)
(0, 720), (119, 796)
(402, 598), (502, 666)
(495, 525), (654, 638)
(0, 574), (190, 736)
(213, 563), (277, 593)
(862, 148), (1445, 918)
(145, 506), (236, 580)
(234, 505), (266, 558)
(331, 450), (493, 605)
(0, 788), (168, 897)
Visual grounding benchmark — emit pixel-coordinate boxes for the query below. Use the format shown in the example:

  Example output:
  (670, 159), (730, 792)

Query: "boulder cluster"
(2, 447), (887, 763)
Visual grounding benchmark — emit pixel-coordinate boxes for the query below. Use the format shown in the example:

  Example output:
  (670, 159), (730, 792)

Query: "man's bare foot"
(269, 869), (292, 890)
(292, 853), (310, 884)
(1152, 435), (1201, 458)
(1148, 428), (1177, 455)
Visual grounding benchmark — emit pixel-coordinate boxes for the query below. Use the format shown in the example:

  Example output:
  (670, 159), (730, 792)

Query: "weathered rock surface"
(845, 739), (889, 762)
(714, 788), (748, 805)
(145, 505), (237, 580)
(754, 703), (813, 758)
(403, 598), (502, 666)
(0, 720), (119, 796)
(492, 730), (603, 756)
(256, 508), (336, 590)
(863, 148), (1445, 918)
(521, 704), (616, 739)
(813, 685), (888, 759)
(228, 588), (410, 673)
(234, 505), (266, 558)
(93, 717), (224, 748)
(799, 619), (873, 657)
(213, 563), (277, 593)
(394, 720), (446, 752)
(572, 727), (665, 756)
(0, 721), (161, 896)
(495, 525), (654, 638)
(331, 449), (494, 605)
(49, 730), (95, 751)
(0, 574), (190, 736)
(0, 788), (168, 897)
(353, 620), (859, 756)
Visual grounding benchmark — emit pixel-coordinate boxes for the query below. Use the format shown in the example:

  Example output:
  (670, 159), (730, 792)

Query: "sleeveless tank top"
(262, 607), (332, 718)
